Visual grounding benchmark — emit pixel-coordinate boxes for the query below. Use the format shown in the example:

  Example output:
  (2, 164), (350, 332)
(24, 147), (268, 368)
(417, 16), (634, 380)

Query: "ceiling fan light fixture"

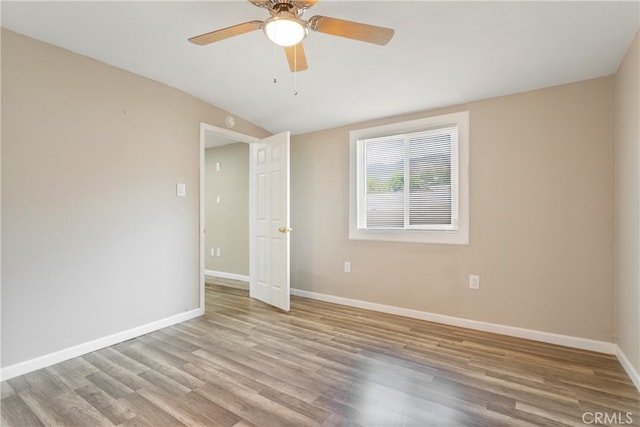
(263, 12), (308, 47)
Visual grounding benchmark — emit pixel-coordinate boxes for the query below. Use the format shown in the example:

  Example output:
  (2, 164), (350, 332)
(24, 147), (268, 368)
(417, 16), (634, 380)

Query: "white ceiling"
(2, 1), (638, 135)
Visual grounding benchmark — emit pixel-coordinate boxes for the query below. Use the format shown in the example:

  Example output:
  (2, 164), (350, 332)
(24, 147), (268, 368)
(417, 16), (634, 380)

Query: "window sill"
(349, 228), (469, 245)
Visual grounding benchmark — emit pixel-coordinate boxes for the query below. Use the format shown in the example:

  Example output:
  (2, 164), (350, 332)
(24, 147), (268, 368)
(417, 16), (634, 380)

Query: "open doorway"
(200, 124), (292, 312)
(199, 123), (257, 308)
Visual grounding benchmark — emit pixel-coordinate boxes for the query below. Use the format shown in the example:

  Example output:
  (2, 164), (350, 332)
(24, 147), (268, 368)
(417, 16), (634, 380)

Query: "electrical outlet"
(469, 274), (480, 290)
(344, 261), (351, 273)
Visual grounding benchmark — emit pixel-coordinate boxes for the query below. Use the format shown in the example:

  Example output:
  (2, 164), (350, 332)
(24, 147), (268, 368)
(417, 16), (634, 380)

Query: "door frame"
(199, 122), (258, 311)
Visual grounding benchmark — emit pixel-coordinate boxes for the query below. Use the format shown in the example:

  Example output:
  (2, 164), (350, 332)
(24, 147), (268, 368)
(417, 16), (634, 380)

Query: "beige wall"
(291, 77), (615, 342)
(614, 31), (640, 374)
(0, 29), (268, 367)
(204, 143), (250, 276)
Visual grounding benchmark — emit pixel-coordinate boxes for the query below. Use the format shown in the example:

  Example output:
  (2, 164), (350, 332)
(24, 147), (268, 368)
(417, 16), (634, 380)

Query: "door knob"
(278, 227), (292, 233)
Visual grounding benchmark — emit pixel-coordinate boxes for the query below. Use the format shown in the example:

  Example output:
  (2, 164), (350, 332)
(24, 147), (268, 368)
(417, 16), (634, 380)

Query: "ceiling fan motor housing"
(263, 1), (316, 16)
(271, 2), (301, 15)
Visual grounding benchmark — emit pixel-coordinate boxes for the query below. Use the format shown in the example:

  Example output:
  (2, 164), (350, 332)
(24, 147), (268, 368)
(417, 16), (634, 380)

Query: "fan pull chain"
(273, 42), (278, 84)
(293, 44), (298, 96)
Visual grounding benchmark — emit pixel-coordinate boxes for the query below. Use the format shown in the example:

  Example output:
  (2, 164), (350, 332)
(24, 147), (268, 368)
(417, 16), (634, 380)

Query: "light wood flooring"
(2, 284), (639, 426)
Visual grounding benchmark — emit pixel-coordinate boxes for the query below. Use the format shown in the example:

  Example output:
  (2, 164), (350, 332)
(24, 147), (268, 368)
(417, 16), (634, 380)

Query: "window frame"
(349, 111), (470, 245)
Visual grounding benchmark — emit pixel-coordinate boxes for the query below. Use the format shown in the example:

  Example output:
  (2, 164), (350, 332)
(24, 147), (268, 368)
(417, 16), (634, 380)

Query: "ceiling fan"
(188, 0), (395, 72)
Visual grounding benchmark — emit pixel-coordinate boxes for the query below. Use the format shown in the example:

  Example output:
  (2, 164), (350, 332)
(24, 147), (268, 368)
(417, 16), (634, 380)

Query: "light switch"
(216, 196), (221, 204)
(216, 162), (221, 172)
(176, 183), (186, 197)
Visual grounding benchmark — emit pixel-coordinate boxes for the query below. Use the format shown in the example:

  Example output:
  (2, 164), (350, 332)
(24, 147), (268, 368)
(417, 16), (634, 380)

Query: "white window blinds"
(359, 125), (459, 231)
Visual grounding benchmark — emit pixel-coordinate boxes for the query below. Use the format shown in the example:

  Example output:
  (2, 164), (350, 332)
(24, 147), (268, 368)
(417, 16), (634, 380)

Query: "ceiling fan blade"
(247, 1), (270, 8)
(188, 20), (263, 45)
(293, 0), (319, 7)
(285, 43), (308, 72)
(308, 16), (394, 45)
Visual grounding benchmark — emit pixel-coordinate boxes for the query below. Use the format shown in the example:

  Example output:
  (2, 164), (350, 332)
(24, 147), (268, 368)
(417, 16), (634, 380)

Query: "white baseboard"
(205, 270), (250, 282)
(616, 345), (640, 392)
(0, 307), (204, 382)
(4, 287), (635, 392)
(290, 288), (617, 355)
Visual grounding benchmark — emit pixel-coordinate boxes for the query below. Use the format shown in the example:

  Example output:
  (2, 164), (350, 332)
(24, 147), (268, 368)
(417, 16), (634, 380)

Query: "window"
(349, 111), (469, 244)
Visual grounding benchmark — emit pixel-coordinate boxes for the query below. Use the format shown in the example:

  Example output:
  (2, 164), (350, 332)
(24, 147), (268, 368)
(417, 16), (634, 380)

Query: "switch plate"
(216, 248), (221, 257)
(216, 162), (221, 172)
(469, 274), (480, 290)
(216, 196), (221, 204)
(176, 183), (186, 197)
(210, 248), (215, 257)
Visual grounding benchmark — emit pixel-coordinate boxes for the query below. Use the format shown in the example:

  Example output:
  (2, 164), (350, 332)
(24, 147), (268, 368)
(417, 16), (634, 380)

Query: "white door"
(249, 131), (291, 311)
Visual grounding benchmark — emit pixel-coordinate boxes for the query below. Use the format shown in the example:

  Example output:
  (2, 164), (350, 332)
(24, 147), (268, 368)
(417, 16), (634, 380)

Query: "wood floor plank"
(82, 352), (150, 392)
(0, 381), (15, 399)
(136, 385), (236, 427)
(96, 346), (149, 375)
(18, 389), (88, 427)
(194, 381), (317, 427)
(1, 394), (44, 427)
(137, 370), (192, 395)
(258, 388), (332, 423)
(117, 340), (189, 370)
(182, 360), (268, 395)
(5, 375), (31, 394)
(50, 389), (115, 426)
(46, 357), (98, 391)
(515, 401), (587, 427)
(1, 283), (638, 427)
(488, 399), (573, 427)
(148, 330), (202, 353)
(321, 378), (463, 426)
(118, 392), (185, 427)
(191, 347), (322, 404)
(14, 368), (71, 399)
(75, 382), (135, 425)
(320, 412), (361, 427)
